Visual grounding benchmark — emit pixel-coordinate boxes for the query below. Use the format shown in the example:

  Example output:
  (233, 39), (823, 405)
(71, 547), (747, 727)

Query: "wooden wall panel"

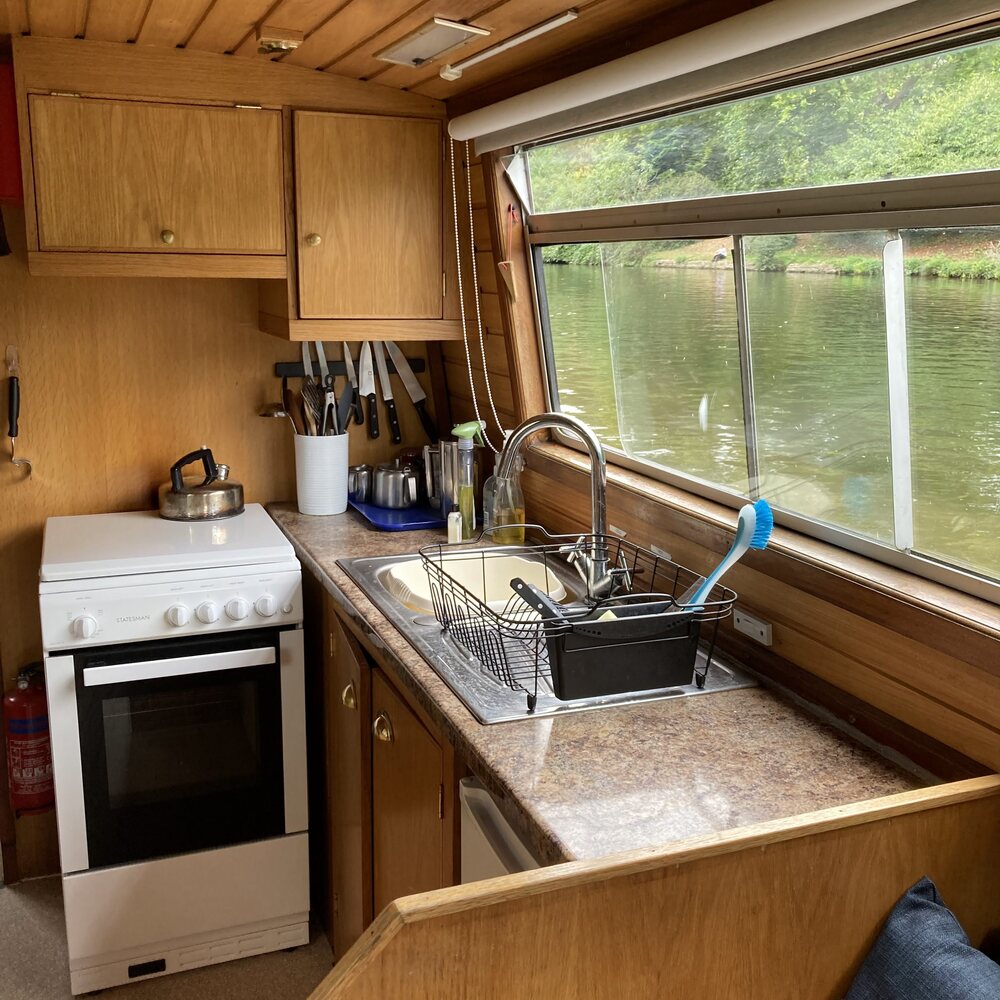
(312, 778), (1000, 1000)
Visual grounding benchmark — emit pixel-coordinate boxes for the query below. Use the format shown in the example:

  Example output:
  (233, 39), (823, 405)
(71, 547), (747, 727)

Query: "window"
(529, 34), (1000, 598)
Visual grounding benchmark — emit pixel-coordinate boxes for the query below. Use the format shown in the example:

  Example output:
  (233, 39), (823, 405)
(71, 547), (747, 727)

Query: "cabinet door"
(324, 604), (372, 959)
(371, 670), (444, 913)
(295, 112), (442, 320)
(29, 96), (285, 254)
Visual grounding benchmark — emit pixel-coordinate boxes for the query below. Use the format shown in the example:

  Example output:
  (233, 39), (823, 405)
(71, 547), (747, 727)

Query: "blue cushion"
(846, 876), (1000, 999)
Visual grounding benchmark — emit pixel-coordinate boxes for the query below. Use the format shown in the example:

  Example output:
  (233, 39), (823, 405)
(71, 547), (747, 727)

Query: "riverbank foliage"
(535, 37), (1000, 278)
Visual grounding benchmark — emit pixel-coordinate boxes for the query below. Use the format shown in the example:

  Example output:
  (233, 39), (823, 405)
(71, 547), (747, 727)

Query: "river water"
(543, 263), (1000, 580)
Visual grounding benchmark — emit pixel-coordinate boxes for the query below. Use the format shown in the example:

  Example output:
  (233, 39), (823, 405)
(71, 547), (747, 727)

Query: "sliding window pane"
(542, 240), (747, 492)
(901, 226), (1000, 579)
(745, 232), (894, 542)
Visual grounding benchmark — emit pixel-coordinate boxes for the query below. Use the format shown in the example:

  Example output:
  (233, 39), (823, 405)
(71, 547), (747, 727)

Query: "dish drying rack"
(420, 526), (737, 712)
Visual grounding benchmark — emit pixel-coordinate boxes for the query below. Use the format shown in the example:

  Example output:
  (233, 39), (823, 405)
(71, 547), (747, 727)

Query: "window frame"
(525, 170), (1000, 608)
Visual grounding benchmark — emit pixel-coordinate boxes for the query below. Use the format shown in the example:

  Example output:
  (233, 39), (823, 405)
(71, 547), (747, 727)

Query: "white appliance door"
(460, 777), (540, 883)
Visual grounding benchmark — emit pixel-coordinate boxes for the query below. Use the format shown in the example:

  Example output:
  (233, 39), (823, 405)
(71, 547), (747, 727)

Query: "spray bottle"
(452, 420), (485, 541)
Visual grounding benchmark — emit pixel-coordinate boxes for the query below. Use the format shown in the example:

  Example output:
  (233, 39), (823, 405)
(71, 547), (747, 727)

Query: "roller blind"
(450, 0), (1000, 153)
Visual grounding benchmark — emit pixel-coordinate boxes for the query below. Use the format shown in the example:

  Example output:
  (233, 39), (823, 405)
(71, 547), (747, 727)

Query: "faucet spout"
(496, 412), (610, 595)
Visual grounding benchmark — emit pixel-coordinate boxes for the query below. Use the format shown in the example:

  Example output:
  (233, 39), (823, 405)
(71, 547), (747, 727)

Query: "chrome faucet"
(496, 412), (611, 596)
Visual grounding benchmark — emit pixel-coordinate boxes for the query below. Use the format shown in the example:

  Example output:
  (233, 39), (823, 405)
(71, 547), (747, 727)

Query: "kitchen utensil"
(300, 341), (315, 383)
(258, 401), (297, 433)
(509, 577), (566, 620)
(336, 383), (355, 434)
(301, 378), (325, 434)
(282, 379), (306, 436)
(496, 203), (518, 302)
(372, 341), (401, 444)
(385, 340), (438, 443)
(295, 432), (349, 516)
(372, 460), (420, 509)
(684, 498), (774, 607)
(342, 342), (364, 426)
(423, 443), (442, 509)
(314, 341), (338, 435)
(158, 447), (244, 521)
(301, 393), (319, 437)
(359, 341), (379, 440)
(5, 345), (31, 476)
(348, 464), (373, 503)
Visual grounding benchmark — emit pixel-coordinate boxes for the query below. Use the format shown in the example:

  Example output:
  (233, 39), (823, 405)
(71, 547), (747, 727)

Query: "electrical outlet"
(733, 607), (772, 646)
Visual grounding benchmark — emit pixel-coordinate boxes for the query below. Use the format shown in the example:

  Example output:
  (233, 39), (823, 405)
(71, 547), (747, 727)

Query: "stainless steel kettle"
(158, 447), (245, 521)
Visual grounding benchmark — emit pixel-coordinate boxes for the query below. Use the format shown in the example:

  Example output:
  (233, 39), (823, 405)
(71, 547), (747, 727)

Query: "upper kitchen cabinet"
(258, 112), (461, 342)
(24, 96), (286, 278)
(295, 113), (441, 320)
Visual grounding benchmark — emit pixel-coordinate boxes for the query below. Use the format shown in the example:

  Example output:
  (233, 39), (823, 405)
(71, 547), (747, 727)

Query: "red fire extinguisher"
(3, 665), (54, 817)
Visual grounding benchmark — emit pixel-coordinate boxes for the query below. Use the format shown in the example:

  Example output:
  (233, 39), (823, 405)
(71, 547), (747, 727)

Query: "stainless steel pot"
(158, 447), (244, 521)
(372, 460), (420, 509)
(348, 464), (373, 504)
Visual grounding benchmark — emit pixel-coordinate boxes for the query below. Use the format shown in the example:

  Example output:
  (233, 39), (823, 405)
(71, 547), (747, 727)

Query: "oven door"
(46, 627), (306, 874)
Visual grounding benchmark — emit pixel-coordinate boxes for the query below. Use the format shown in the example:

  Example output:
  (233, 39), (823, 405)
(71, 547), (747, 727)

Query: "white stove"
(39, 504), (309, 995)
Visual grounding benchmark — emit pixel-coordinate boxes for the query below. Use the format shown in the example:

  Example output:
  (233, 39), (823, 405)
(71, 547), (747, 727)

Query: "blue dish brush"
(686, 498), (774, 608)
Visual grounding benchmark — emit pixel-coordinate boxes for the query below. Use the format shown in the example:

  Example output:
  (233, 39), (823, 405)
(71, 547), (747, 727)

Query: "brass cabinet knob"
(373, 711), (394, 744)
(160, 229), (175, 245)
(341, 681), (357, 711)
(304, 232), (322, 247)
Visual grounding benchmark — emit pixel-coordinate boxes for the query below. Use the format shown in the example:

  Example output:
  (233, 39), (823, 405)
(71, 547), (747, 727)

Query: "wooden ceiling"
(0, 0), (769, 111)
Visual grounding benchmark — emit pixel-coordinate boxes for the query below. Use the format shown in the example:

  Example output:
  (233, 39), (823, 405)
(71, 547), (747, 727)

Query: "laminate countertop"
(268, 504), (924, 865)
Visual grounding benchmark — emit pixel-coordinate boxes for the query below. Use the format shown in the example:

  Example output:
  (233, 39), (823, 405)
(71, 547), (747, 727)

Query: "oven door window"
(76, 630), (285, 868)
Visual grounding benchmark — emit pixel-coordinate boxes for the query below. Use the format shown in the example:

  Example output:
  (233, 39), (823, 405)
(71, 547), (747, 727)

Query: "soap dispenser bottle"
(492, 453), (525, 546)
(452, 420), (485, 541)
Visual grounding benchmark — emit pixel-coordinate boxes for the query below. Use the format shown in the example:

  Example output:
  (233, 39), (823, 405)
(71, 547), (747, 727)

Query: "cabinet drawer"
(29, 96), (285, 254)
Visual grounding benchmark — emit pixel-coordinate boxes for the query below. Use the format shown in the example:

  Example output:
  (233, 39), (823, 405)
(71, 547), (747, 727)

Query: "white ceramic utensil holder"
(294, 433), (349, 515)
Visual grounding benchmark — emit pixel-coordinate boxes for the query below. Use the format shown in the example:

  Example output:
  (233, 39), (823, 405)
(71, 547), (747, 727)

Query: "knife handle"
(351, 390), (364, 426)
(7, 376), (18, 439)
(413, 398), (438, 443)
(365, 393), (379, 439)
(385, 398), (402, 445)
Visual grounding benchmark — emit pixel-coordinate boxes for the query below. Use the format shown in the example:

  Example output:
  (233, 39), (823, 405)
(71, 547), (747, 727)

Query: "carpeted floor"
(0, 877), (334, 999)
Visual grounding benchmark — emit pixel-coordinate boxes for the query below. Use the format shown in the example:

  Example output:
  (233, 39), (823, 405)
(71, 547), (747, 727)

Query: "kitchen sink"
(339, 548), (756, 724)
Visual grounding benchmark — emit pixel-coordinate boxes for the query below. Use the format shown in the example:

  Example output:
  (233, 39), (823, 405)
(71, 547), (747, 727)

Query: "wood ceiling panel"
(232, 0), (345, 58)
(362, 0), (575, 88)
(136, 0), (211, 47)
(29, 0), (87, 37)
(0, 0), (28, 36)
(186, 0), (275, 53)
(84, 0), (150, 43)
(281, 0), (419, 70)
(412, 0), (689, 99)
(321, 0), (490, 79)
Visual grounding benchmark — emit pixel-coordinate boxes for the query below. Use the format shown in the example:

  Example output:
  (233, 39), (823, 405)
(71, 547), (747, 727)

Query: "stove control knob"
(255, 595), (277, 618)
(166, 604), (190, 627)
(196, 601), (220, 625)
(226, 598), (250, 622)
(71, 615), (98, 640)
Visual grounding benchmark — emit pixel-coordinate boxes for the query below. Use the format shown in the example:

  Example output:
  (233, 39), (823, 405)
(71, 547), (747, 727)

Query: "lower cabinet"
(320, 592), (458, 960)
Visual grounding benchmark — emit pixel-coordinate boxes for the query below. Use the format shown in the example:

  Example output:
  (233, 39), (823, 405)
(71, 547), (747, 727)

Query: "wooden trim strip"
(28, 252), (287, 279)
(258, 314), (464, 342)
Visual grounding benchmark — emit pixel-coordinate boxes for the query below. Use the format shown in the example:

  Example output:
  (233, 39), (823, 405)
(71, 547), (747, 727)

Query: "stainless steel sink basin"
(339, 548), (756, 724)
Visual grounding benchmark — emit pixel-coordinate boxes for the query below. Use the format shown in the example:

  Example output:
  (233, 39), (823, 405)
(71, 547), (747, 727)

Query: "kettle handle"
(170, 448), (218, 492)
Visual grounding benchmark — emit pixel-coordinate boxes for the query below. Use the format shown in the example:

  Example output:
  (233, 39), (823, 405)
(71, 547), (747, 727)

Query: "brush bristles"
(750, 498), (774, 549)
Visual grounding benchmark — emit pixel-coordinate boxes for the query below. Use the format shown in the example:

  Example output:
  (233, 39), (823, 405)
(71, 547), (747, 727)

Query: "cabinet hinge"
(438, 784), (444, 820)
(49, 91), (82, 98)
(328, 632), (334, 658)
(235, 103), (264, 110)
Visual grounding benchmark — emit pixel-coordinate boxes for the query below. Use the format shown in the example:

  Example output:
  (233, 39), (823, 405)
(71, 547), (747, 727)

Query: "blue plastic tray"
(348, 499), (448, 532)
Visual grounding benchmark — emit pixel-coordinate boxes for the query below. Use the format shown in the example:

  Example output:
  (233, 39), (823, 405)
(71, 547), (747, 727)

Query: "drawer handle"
(341, 681), (357, 711)
(373, 711), (394, 744)
(160, 229), (175, 245)
(305, 232), (322, 247)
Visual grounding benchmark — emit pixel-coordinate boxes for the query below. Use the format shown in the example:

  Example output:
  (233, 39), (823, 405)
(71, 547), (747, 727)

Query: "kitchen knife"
(342, 342), (364, 426)
(385, 340), (439, 443)
(372, 341), (401, 445)
(314, 342), (337, 434)
(358, 341), (379, 440)
(336, 383), (354, 435)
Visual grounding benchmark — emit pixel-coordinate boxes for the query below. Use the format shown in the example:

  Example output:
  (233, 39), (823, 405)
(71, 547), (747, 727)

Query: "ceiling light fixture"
(376, 17), (490, 68)
(439, 9), (578, 81)
(256, 24), (304, 54)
